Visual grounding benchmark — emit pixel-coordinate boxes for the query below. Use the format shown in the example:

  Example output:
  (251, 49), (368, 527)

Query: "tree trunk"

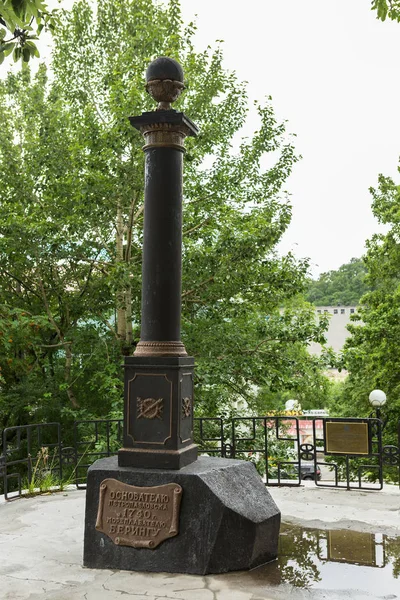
(65, 344), (79, 408)
(116, 204), (126, 340)
(125, 286), (133, 345)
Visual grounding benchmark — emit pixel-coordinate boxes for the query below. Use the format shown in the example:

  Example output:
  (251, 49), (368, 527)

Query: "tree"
(306, 258), (370, 307)
(339, 170), (400, 446)
(0, 0), (331, 429)
(371, 0), (400, 21)
(0, 64), (123, 428)
(0, 0), (59, 64)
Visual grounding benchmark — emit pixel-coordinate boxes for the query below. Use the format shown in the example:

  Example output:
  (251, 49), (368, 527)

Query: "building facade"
(308, 306), (358, 355)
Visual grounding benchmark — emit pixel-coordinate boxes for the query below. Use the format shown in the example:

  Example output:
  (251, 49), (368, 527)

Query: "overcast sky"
(179, 0), (400, 275)
(2, 1), (400, 276)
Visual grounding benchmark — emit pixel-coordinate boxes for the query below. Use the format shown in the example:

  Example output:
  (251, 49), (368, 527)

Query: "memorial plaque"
(325, 420), (370, 456)
(95, 479), (182, 549)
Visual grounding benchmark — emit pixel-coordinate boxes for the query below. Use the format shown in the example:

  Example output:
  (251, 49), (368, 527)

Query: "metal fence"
(1, 416), (399, 500)
(230, 416), (396, 491)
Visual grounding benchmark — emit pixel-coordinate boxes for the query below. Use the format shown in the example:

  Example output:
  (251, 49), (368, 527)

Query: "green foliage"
(340, 169), (400, 447)
(306, 258), (370, 306)
(0, 0), (59, 64)
(324, 380), (347, 416)
(0, 0), (331, 429)
(372, 0), (400, 21)
(191, 293), (331, 416)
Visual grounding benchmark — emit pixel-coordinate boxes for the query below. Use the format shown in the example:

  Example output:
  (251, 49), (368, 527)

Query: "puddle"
(216, 524), (400, 599)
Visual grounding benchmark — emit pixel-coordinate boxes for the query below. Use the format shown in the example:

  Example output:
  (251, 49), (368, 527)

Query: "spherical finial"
(145, 57), (185, 110)
(146, 57), (184, 84)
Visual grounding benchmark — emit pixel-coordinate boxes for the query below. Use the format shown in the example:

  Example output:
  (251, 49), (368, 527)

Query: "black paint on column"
(140, 146), (183, 342)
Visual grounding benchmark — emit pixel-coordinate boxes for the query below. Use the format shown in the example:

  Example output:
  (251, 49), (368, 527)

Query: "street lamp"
(369, 389), (387, 421)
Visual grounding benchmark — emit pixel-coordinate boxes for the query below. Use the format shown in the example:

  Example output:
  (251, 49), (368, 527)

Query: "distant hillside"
(307, 258), (370, 306)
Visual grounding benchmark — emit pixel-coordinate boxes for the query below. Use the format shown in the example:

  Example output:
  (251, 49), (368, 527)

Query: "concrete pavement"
(0, 483), (399, 600)
(270, 481), (400, 536)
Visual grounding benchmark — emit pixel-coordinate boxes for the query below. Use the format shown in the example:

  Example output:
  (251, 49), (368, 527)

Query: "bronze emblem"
(95, 479), (183, 549)
(137, 397), (164, 420)
(182, 397), (191, 418)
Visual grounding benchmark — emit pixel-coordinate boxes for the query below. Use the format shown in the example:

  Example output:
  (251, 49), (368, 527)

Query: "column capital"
(129, 110), (198, 152)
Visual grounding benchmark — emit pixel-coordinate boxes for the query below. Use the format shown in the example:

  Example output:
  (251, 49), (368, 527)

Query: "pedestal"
(83, 455), (281, 575)
(118, 356), (197, 470)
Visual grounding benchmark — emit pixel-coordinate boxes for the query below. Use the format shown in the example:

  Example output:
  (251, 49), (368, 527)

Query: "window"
(341, 309), (345, 314)
(334, 309), (338, 314)
(324, 310), (328, 313)
(317, 310), (321, 314)
(350, 308), (355, 314)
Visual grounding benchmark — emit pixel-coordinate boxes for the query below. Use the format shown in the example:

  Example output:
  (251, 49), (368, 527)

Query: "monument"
(83, 57), (281, 575)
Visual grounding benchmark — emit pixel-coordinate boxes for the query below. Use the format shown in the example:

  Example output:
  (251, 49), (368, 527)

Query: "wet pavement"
(0, 485), (399, 599)
(249, 523), (400, 598)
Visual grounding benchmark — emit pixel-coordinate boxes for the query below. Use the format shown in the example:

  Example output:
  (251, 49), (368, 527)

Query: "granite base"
(83, 455), (280, 575)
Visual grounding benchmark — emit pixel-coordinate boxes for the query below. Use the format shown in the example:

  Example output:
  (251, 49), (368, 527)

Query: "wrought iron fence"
(1, 416), (399, 500)
(230, 416), (396, 491)
(1, 422), (63, 500)
(72, 419), (123, 488)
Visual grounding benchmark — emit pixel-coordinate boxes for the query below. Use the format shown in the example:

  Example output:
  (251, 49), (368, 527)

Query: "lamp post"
(369, 389), (387, 421)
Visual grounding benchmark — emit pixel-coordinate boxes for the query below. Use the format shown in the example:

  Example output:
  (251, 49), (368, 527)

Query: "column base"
(118, 444), (198, 470)
(134, 341), (187, 357)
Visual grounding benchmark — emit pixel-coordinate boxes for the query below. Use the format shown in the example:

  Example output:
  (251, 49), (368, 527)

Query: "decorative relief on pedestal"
(179, 373), (194, 444)
(182, 397), (191, 419)
(95, 479), (182, 549)
(137, 397), (164, 420)
(127, 373), (172, 445)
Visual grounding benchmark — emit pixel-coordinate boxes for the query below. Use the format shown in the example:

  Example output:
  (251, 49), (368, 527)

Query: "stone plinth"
(118, 356), (197, 470)
(83, 455), (280, 575)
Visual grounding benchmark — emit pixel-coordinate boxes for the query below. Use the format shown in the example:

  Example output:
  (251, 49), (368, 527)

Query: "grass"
(23, 444), (92, 496)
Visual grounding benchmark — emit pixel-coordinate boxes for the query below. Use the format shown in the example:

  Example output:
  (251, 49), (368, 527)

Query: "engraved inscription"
(137, 397), (164, 420)
(95, 479), (182, 549)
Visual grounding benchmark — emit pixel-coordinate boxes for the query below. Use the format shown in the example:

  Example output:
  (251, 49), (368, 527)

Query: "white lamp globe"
(285, 399), (301, 412)
(368, 389), (387, 408)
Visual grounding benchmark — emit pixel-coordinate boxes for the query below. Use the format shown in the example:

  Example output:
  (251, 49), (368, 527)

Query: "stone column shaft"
(131, 114), (197, 358)
(141, 147), (183, 344)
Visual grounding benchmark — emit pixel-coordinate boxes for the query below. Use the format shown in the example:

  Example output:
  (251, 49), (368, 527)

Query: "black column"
(141, 147), (183, 343)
